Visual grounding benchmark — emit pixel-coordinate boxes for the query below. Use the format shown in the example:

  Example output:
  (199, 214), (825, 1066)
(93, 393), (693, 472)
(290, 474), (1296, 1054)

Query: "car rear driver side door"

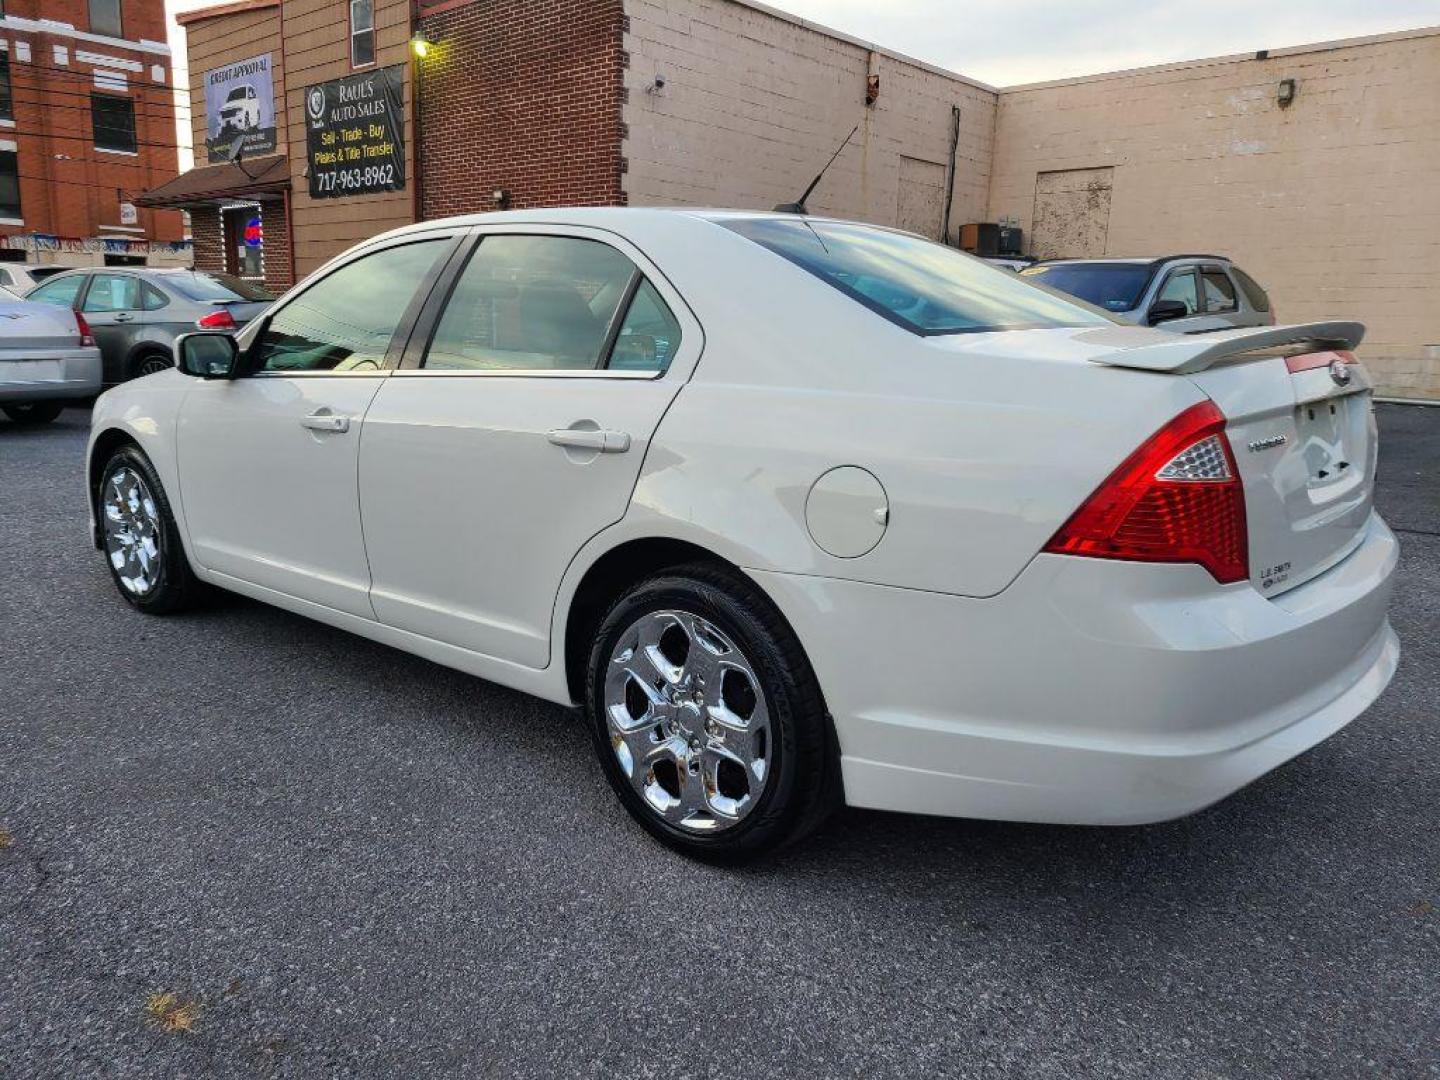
(174, 233), (460, 618)
(358, 227), (702, 668)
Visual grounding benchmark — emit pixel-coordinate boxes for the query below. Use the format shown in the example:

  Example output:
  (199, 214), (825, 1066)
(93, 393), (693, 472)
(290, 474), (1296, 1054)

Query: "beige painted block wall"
(622, 0), (996, 241)
(989, 29), (1440, 399)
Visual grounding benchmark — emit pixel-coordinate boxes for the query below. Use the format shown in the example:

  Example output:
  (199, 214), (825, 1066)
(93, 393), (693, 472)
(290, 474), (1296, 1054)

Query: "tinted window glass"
(83, 273), (141, 312)
(141, 281), (169, 311)
(28, 276), (84, 309)
(1019, 263), (1153, 312)
(724, 218), (1107, 335)
(608, 280), (681, 373)
(1157, 270), (1199, 315)
(165, 272), (273, 302)
(0, 149), (21, 221)
(1201, 270), (1238, 313)
(1230, 266), (1271, 312)
(426, 235), (637, 371)
(252, 240), (446, 373)
(91, 94), (136, 153)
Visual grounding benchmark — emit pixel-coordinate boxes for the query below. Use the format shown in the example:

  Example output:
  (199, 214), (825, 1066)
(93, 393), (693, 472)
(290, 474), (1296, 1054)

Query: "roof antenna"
(774, 123), (859, 215)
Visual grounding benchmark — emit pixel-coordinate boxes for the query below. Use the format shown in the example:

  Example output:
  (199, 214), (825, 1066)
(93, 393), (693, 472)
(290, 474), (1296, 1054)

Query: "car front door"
(82, 273), (154, 380)
(357, 227), (701, 668)
(174, 233), (460, 618)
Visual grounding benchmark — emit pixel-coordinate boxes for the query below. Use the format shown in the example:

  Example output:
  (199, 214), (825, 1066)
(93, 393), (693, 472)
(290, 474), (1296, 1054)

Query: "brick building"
(0, 1), (187, 273)
(146, 0), (1439, 398)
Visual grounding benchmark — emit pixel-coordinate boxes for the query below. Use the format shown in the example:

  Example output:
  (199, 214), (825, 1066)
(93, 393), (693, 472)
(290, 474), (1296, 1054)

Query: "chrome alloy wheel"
(604, 609), (772, 832)
(102, 467), (163, 596)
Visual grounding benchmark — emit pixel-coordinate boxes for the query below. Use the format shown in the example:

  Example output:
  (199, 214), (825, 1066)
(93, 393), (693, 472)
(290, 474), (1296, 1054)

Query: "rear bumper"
(751, 512), (1400, 824)
(0, 348), (102, 402)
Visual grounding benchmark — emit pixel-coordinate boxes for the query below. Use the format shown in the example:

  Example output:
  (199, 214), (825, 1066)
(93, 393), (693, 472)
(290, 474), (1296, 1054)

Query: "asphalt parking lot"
(1, 403), (1436, 1078)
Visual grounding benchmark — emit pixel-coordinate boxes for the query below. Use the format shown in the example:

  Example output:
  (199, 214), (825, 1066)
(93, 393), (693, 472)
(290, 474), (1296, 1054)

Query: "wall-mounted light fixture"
(646, 73), (666, 95)
(493, 189), (511, 210)
(411, 30), (433, 60)
(1277, 77), (1297, 108)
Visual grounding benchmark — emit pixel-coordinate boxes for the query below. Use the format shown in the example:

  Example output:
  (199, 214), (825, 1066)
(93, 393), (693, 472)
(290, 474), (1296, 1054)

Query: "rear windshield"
(720, 218), (1110, 336)
(164, 272), (273, 303)
(1230, 266), (1271, 312)
(1019, 263), (1154, 312)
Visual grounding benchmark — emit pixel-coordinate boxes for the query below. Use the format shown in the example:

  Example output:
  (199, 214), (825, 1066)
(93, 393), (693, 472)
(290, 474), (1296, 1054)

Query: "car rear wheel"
(99, 445), (201, 614)
(2, 401), (64, 424)
(586, 564), (838, 861)
(132, 352), (173, 378)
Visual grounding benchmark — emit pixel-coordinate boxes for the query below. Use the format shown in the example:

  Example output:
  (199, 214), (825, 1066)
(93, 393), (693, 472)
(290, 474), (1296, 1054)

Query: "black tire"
(3, 401), (64, 424)
(586, 563), (839, 861)
(130, 351), (173, 379)
(97, 445), (202, 615)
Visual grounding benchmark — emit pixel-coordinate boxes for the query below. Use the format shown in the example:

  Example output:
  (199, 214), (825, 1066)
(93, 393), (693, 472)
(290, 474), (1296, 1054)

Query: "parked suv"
(1020, 255), (1274, 333)
(219, 84), (262, 133)
(26, 269), (273, 385)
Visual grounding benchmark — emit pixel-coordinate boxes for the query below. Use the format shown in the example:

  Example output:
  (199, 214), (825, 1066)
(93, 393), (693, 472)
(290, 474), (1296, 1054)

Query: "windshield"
(720, 218), (1111, 336)
(164, 272), (273, 303)
(1019, 263), (1154, 312)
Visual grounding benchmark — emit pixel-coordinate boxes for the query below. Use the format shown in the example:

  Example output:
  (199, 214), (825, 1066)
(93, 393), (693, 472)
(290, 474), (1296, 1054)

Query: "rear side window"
(141, 282), (169, 311)
(722, 218), (1109, 336)
(83, 273), (141, 313)
(1201, 269), (1238, 313)
(1229, 266), (1271, 313)
(1019, 263), (1154, 312)
(609, 280), (681, 373)
(426, 235), (640, 371)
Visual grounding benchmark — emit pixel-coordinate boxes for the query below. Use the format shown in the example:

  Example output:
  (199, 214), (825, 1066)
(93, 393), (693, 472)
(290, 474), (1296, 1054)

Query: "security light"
(411, 31), (433, 59)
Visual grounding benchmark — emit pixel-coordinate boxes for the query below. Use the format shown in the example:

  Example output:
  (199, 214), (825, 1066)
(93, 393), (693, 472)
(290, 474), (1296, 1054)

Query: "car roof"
(1029, 254), (1233, 268)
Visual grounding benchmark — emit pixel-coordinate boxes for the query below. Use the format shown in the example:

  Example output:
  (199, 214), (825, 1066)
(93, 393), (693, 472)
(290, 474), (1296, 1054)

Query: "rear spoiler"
(1091, 321), (1365, 375)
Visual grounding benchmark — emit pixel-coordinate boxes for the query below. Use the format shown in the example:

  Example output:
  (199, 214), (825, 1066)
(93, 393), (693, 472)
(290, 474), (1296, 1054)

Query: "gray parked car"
(1019, 255), (1274, 333)
(25, 269), (274, 385)
(0, 293), (102, 424)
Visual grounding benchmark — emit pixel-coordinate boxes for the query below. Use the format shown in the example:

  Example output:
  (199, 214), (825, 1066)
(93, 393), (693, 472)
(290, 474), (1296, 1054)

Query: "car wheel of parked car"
(99, 445), (201, 615)
(132, 352), (173, 378)
(2, 401), (64, 424)
(586, 564), (837, 861)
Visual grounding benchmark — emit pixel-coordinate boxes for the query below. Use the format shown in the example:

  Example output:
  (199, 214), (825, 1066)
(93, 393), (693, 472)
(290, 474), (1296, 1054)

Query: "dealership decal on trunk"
(305, 66), (406, 199)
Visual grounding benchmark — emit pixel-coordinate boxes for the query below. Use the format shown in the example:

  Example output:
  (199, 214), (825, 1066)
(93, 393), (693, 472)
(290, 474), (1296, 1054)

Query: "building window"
(350, 0), (375, 67)
(0, 55), (11, 123)
(0, 150), (21, 221)
(89, 0), (124, 39)
(92, 94), (137, 152)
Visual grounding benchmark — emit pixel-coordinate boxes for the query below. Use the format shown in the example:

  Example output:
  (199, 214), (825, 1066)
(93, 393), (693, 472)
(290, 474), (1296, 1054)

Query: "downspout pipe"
(942, 105), (961, 246)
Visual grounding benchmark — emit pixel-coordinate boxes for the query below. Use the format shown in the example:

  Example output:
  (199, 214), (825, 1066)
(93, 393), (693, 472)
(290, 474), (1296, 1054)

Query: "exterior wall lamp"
(1277, 77), (1297, 108)
(411, 30), (434, 60)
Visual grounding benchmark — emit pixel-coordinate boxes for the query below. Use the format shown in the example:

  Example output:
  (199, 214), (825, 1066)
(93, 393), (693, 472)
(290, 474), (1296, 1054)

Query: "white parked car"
(0, 293), (101, 424)
(85, 210), (1398, 859)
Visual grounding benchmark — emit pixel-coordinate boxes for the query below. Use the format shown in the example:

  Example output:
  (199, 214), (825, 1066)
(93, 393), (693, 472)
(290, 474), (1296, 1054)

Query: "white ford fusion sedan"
(86, 209), (1398, 859)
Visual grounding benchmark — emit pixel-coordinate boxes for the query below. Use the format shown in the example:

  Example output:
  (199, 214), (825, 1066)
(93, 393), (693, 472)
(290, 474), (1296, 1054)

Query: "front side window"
(425, 235), (641, 371)
(723, 218), (1109, 336)
(89, 0), (123, 38)
(28, 275), (85, 309)
(92, 94), (137, 153)
(1019, 262), (1153, 312)
(83, 273), (141, 312)
(0, 149), (19, 221)
(251, 240), (448, 373)
(350, 0), (375, 67)
(1201, 270), (1238, 313)
(1156, 269), (1199, 315)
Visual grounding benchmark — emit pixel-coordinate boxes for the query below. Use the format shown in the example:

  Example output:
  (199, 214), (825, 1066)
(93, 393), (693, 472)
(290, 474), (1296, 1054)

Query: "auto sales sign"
(204, 53), (277, 161)
(304, 66), (406, 199)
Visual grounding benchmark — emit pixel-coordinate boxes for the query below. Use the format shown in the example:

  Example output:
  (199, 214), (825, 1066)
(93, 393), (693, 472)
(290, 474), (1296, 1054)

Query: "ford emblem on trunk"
(1329, 359), (1353, 386)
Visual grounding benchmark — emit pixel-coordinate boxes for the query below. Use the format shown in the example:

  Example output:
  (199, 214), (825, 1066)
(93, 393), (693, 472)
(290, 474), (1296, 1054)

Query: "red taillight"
(1044, 401), (1249, 584)
(74, 311), (95, 347)
(196, 308), (236, 330)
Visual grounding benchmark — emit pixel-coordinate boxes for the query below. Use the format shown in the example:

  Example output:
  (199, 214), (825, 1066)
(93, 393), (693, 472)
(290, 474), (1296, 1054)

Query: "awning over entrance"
(135, 155), (290, 209)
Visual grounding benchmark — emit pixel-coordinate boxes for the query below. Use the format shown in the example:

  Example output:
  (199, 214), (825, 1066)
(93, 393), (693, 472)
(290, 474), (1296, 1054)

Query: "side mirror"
(1147, 298), (1191, 326)
(176, 332), (241, 379)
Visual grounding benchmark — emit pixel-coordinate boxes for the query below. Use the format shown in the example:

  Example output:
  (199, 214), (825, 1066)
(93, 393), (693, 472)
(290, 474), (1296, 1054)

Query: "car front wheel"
(98, 446), (201, 614)
(586, 564), (838, 861)
(3, 401), (64, 424)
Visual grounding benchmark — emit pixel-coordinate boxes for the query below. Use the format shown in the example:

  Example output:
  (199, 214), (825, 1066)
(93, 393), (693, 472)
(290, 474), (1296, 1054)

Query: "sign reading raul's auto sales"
(304, 66), (406, 199)
(203, 53), (276, 162)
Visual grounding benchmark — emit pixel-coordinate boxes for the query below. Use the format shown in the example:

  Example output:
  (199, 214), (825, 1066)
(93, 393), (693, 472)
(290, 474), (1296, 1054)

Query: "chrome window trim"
(389, 367), (662, 381)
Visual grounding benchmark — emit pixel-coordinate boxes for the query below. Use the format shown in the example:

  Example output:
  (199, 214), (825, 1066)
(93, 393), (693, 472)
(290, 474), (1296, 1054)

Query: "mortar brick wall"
(260, 198), (293, 292)
(416, 0), (627, 217)
(189, 206), (224, 273)
(988, 27), (1440, 399)
(621, 0), (996, 241)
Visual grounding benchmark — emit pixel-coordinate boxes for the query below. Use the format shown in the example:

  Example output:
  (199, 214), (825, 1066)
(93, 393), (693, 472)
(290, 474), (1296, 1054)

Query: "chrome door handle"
(547, 428), (630, 453)
(301, 412), (350, 433)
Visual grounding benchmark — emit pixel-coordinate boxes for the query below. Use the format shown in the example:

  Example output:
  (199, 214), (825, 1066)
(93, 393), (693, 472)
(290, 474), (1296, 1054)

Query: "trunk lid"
(1086, 320), (1375, 597)
(207, 299), (272, 327)
(0, 299), (86, 351)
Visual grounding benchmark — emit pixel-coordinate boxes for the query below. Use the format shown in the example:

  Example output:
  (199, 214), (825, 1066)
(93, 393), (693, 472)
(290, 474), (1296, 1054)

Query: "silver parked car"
(0, 292), (102, 424)
(1020, 255), (1274, 333)
(25, 269), (274, 385)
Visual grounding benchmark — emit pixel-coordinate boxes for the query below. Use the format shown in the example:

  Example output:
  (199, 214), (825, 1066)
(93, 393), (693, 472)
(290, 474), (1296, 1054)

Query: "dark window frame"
(91, 93), (138, 153)
(0, 147), (20, 222)
(349, 0), (376, 69)
(0, 53), (12, 123)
